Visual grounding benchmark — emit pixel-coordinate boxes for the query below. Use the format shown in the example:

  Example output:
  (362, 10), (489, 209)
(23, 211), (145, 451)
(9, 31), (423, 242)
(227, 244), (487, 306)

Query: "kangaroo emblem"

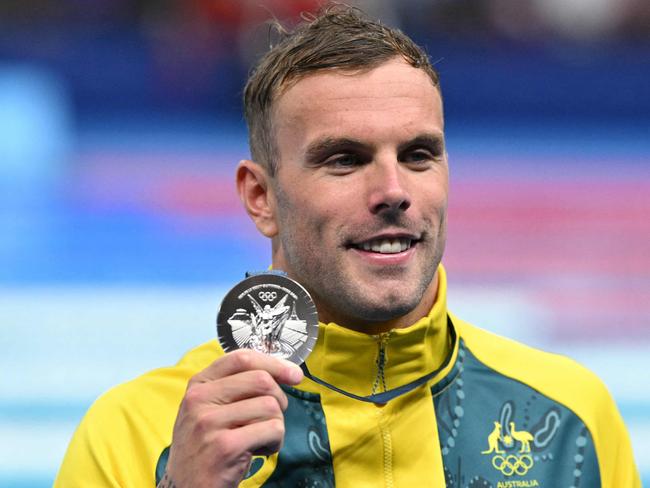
(482, 421), (505, 454)
(509, 422), (534, 453)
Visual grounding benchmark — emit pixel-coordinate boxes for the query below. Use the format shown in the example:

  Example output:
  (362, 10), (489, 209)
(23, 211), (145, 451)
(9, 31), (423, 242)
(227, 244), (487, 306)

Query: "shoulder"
(452, 313), (610, 415)
(451, 313), (640, 486)
(90, 339), (222, 423)
(55, 340), (223, 487)
(452, 313), (619, 429)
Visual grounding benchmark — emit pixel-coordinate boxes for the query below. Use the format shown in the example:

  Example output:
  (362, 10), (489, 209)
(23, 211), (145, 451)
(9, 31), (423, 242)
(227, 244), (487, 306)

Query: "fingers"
(207, 418), (285, 462)
(225, 396), (284, 426)
(192, 349), (303, 386)
(212, 370), (291, 411)
(186, 399), (286, 465)
(236, 418), (287, 457)
(165, 349), (301, 487)
(186, 350), (304, 413)
(201, 395), (284, 430)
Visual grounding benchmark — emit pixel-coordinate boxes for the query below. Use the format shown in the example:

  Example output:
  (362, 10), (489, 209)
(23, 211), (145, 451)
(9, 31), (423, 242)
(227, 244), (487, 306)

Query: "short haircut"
(243, 4), (441, 175)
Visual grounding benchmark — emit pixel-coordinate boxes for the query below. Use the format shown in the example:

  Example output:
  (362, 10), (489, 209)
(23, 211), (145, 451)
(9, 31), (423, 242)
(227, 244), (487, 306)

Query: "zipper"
(372, 332), (391, 394)
(373, 332), (393, 488)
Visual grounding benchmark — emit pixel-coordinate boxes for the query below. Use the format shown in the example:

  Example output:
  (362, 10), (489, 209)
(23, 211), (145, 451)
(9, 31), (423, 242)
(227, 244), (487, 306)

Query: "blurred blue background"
(0, 1), (648, 486)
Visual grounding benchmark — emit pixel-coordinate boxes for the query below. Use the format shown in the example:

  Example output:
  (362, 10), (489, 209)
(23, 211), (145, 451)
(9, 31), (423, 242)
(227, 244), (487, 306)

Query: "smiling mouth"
(351, 237), (418, 254)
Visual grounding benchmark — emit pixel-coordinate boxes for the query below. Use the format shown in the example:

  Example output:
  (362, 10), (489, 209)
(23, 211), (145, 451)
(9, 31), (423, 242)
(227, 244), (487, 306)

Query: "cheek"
(276, 173), (365, 240)
(422, 179), (448, 209)
(278, 197), (327, 244)
(297, 208), (332, 241)
(290, 192), (340, 232)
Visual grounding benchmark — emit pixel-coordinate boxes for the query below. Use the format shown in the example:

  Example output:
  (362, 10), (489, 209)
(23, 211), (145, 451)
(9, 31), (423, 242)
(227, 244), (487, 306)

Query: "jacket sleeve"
(54, 387), (161, 488)
(54, 397), (130, 487)
(55, 343), (216, 487)
(590, 383), (641, 488)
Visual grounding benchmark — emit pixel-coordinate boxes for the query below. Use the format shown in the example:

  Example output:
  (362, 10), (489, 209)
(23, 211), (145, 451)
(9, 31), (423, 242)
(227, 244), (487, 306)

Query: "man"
(55, 6), (640, 487)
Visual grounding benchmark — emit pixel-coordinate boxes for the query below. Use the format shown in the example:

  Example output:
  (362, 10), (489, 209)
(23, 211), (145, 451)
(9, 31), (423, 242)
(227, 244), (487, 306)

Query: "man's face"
(266, 58), (448, 331)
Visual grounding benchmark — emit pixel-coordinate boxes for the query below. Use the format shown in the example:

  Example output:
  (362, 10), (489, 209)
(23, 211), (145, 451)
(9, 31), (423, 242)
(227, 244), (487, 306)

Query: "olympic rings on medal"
(491, 454), (533, 476)
(258, 291), (277, 302)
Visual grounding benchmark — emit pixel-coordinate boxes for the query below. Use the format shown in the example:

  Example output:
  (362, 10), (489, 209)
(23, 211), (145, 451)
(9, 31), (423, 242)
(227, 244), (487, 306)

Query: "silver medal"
(217, 273), (319, 364)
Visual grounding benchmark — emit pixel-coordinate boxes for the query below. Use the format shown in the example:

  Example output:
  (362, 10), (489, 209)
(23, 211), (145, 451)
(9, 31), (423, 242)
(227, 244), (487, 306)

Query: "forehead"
(273, 58), (444, 151)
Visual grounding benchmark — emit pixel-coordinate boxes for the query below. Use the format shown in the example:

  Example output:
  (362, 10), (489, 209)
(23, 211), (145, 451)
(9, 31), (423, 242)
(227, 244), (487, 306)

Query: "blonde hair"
(243, 5), (440, 175)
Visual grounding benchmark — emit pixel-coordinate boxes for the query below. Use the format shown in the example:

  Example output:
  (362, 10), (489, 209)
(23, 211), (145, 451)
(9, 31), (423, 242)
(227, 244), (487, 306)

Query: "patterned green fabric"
(434, 340), (600, 488)
(261, 386), (334, 487)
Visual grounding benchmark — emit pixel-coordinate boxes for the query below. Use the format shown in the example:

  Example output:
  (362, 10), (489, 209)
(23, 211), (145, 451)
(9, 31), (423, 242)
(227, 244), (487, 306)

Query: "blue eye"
(328, 154), (359, 167)
(405, 150), (433, 162)
(400, 148), (442, 170)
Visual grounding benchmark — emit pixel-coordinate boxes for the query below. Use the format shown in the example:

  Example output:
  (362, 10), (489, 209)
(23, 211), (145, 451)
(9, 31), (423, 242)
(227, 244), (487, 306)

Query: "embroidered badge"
(482, 421), (535, 477)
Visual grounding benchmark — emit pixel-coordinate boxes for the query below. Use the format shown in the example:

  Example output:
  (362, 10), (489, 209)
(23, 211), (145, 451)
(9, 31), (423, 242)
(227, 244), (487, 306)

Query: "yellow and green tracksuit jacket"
(55, 266), (640, 487)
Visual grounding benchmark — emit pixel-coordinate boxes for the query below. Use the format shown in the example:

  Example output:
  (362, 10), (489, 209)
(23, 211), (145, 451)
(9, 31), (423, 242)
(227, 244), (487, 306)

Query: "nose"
(367, 159), (411, 215)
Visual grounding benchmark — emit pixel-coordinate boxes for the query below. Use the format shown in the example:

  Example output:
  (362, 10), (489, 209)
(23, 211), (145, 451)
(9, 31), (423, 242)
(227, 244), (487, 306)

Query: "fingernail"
(288, 366), (304, 384)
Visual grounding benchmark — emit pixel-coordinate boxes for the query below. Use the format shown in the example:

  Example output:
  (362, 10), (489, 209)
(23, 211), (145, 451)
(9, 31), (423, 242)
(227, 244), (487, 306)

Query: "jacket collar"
(300, 265), (454, 397)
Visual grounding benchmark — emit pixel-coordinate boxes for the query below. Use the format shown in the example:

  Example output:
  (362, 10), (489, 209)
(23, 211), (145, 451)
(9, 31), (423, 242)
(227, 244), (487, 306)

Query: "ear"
(236, 160), (278, 238)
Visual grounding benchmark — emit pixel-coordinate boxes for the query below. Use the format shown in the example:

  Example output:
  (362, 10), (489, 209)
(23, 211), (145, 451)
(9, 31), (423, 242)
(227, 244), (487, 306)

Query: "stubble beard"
(276, 197), (447, 328)
(334, 215), (446, 325)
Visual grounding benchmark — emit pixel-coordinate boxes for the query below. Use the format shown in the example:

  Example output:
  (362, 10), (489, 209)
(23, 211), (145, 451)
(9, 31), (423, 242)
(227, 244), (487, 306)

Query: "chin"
(354, 298), (419, 323)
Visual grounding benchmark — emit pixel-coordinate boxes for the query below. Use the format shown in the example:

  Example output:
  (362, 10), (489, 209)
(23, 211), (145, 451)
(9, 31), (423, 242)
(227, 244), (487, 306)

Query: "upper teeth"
(360, 238), (412, 254)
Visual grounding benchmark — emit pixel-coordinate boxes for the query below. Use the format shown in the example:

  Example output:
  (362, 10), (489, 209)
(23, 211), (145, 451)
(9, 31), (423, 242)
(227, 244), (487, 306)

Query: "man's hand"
(162, 349), (304, 488)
